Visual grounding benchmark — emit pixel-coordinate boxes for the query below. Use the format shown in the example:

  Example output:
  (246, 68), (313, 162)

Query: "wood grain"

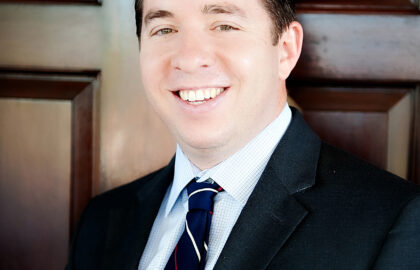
(0, 69), (99, 269)
(410, 87), (420, 185)
(293, 14), (420, 82)
(296, 0), (420, 14)
(288, 83), (409, 112)
(0, 99), (72, 270)
(289, 82), (417, 182)
(0, 0), (100, 4)
(304, 111), (388, 169)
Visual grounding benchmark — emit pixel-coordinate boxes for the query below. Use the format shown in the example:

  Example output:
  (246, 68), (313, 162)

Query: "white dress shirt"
(138, 104), (292, 270)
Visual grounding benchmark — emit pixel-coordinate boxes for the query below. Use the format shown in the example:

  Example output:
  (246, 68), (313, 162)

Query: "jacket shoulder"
(66, 165), (172, 269)
(317, 142), (419, 202)
(90, 165), (170, 209)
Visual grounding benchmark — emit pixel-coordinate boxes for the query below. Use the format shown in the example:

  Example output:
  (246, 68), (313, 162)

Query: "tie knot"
(187, 180), (222, 211)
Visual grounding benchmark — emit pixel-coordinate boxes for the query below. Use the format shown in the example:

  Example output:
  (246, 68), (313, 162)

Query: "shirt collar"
(164, 145), (196, 216)
(165, 104), (292, 216)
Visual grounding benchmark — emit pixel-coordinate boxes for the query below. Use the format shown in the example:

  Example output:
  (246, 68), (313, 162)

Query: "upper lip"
(169, 86), (229, 92)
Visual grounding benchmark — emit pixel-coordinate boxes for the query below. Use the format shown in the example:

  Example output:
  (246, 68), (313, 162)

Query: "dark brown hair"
(134, 0), (296, 45)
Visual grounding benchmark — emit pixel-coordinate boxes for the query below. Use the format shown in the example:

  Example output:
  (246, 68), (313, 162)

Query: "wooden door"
(0, 0), (176, 267)
(289, 0), (420, 184)
(0, 0), (419, 269)
(0, 70), (98, 269)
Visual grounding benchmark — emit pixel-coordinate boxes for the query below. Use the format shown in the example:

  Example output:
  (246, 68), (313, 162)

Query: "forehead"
(142, 0), (265, 18)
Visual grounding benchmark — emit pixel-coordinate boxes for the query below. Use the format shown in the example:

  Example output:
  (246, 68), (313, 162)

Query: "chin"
(178, 130), (229, 152)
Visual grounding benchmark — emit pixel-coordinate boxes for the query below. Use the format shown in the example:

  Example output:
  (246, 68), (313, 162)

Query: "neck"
(181, 144), (238, 171)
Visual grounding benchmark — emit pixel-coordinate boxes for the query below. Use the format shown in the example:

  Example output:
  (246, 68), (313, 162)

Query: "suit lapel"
(215, 109), (321, 270)
(214, 163), (309, 270)
(102, 158), (175, 270)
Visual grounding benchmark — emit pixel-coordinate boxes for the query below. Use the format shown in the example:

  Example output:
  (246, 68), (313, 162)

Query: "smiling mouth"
(176, 87), (226, 105)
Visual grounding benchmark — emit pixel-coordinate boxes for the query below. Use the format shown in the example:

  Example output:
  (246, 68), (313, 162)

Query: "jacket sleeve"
(65, 198), (101, 270)
(372, 194), (420, 270)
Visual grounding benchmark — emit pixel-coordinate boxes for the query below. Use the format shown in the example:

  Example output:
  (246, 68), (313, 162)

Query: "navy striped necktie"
(165, 179), (222, 270)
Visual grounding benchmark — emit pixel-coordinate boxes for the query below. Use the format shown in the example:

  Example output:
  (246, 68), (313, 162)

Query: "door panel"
(304, 111), (388, 169)
(294, 14), (420, 81)
(388, 93), (412, 178)
(0, 70), (98, 269)
(296, 0), (420, 13)
(0, 0), (100, 5)
(0, 99), (71, 270)
(289, 8), (420, 183)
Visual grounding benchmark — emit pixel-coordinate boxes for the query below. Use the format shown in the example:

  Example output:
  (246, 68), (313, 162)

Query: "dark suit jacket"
(66, 109), (420, 270)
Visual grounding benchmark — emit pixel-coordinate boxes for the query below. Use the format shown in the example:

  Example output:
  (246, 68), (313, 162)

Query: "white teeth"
(190, 101), (205, 105)
(204, 89), (211, 99)
(195, 89), (205, 101)
(179, 91), (186, 100)
(188, 90), (196, 101)
(210, 88), (217, 98)
(179, 87), (225, 102)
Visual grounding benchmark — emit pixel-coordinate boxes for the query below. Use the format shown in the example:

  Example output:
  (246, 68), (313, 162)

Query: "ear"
(277, 21), (304, 80)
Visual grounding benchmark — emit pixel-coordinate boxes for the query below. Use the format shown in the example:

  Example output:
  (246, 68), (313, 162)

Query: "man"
(66, 0), (420, 269)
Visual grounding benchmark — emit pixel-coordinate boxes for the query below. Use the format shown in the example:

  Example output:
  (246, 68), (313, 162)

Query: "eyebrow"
(143, 10), (174, 26)
(143, 3), (246, 27)
(202, 3), (246, 18)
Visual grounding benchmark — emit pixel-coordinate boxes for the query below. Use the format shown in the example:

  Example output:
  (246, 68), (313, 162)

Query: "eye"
(152, 27), (176, 36)
(215, 25), (238, 32)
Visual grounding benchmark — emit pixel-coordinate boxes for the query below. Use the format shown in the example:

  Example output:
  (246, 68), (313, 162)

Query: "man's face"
(140, 0), (288, 165)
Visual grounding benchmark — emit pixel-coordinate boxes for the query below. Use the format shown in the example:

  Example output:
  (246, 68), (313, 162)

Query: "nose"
(170, 31), (215, 73)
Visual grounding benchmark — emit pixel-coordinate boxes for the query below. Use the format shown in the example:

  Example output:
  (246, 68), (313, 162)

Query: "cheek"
(140, 53), (166, 95)
(230, 49), (274, 95)
(139, 53), (152, 84)
(221, 38), (275, 77)
(216, 42), (256, 88)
